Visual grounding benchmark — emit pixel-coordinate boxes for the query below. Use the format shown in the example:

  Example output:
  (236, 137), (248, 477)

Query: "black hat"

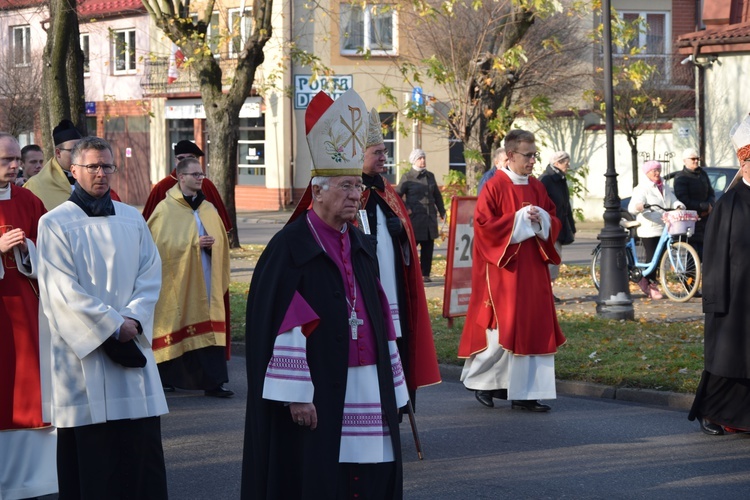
(174, 140), (204, 157)
(52, 119), (83, 146)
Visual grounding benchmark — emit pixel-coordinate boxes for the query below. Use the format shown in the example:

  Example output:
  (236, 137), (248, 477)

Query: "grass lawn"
(230, 247), (705, 394)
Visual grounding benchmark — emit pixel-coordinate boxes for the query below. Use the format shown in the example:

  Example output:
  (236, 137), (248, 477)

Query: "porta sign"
(294, 75), (353, 109)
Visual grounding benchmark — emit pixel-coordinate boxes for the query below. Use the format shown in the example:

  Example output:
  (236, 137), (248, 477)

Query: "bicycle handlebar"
(643, 203), (680, 212)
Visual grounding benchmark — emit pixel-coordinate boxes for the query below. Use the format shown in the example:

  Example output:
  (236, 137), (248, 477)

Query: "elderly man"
(242, 89), (408, 499)
(361, 111), (440, 406)
(673, 147), (714, 259)
(477, 147), (508, 196)
(37, 136), (168, 499)
(459, 129), (565, 411)
(148, 157), (232, 398)
(539, 151), (576, 303)
(0, 133), (57, 500)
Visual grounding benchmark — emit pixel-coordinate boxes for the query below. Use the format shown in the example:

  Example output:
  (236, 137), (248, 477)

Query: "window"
(340, 2), (396, 55)
(113, 29), (136, 74)
(12, 25), (31, 67)
(80, 34), (90, 76)
(229, 8), (253, 58)
(237, 116), (266, 185)
(616, 12), (670, 81)
(619, 12), (668, 55)
(380, 112), (397, 182)
(448, 133), (465, 174)
(190, 12), (220, 56)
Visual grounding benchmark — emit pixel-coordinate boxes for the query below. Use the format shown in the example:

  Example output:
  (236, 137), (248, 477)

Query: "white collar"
(501, 167), (529, 185)
(0, 183), (10, 200)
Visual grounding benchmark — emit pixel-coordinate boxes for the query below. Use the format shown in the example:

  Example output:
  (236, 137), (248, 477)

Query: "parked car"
(620, 166), (739, 220)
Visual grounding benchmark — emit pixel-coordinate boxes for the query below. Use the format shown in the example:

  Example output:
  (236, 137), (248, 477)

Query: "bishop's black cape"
(240, 214), (403, 499)
(689, 182), (750, 429)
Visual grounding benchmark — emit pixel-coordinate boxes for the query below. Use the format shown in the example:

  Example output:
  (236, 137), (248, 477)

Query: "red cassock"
(0, 185), (47, 430)
(458, 173), (566, 358)
(142, 171), (233, 359)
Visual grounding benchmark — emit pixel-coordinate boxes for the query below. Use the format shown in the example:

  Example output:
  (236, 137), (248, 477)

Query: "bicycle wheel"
(659, 242), (701, 302)
(591, 245), (602, 290)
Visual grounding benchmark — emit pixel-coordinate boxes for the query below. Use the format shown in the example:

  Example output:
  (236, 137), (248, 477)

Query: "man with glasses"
(674, 147), (714, 259)
(142, 140), (231, 234)
(361, 111), (440, 409)
(36, 136), (168, 499)
(147, 157), (233, 398)
(458, 129), (565, 412)
(242, 89), (407, 499)
(26, 120), (121, 210)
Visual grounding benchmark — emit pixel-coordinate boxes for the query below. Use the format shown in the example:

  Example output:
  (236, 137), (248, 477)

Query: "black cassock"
(689, 182), (750, 430)
(240, 214), (403, 499)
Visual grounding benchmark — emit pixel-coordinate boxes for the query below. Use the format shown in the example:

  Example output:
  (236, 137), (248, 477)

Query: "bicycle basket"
(662, 210), (699, 236)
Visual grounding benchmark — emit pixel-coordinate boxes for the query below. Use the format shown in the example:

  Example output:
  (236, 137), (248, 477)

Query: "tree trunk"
(629, 138), (639, 188)
(42, 0), (84, 150)
(204, 98), (240, 247)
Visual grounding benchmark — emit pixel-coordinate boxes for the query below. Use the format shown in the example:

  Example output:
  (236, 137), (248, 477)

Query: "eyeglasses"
(181, 171), (205, 179)
(330, 182), (365, 193)
(72, 163), (117, 174)
(687, 157), (700, 161)
(176, 154), (197, 161)
(512, 151), (541, 161)
(181, 172), (206, 179)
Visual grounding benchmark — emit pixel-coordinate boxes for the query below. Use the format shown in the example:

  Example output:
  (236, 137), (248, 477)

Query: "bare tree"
(0, 49), (43, 137)
(387, 0), (591, 191)
(141, 0), (274, 247)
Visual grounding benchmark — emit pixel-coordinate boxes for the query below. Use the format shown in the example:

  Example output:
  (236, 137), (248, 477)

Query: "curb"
(230, 344), (693, 411)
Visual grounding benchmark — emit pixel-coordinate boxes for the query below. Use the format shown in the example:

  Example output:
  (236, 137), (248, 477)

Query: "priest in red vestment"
(360, 109), (440, 404)
(458, 129), (566, 412)
(0, 133), (57, 499)
(142, 140), (232, 360)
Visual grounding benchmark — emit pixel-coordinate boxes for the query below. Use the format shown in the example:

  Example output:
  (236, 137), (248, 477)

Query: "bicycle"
(591, 204), (702, 302)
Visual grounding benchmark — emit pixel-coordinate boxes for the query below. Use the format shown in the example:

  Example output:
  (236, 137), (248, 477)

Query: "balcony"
(141, 57), (201, 96)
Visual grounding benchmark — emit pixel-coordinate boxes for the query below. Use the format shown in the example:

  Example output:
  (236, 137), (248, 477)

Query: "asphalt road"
(159, 358), (750, 499)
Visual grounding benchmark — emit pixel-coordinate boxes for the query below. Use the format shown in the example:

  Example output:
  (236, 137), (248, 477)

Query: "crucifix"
(348, 310), (364, 340)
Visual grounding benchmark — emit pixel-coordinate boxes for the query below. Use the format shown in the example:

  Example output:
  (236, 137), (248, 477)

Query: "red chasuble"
(458, 173), (566, 358)
(142, 172), (233, 358)
(0, 185), (47, 429)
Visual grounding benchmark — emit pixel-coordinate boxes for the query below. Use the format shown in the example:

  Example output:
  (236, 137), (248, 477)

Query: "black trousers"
(416, 239), (434, 278)
(641, 236), (660, 282)
(57, 416), (168, 500)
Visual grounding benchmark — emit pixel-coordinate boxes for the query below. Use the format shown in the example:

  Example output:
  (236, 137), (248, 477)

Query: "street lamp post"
(596, 0), (634, 320)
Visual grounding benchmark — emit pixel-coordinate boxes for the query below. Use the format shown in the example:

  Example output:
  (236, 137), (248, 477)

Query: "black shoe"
(163, 385), (175, 393)
(205, 385), (234, 398)
(511, 400), (551, 412)
(700, 418), (724, 436)
(423, 276), (432, 283)
(492, 389), (508, 400)
(553, 295), (562, 304)
(475, 390), (494, 408)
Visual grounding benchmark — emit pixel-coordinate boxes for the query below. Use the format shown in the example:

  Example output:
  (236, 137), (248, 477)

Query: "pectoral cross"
(349, 310), (364, 340)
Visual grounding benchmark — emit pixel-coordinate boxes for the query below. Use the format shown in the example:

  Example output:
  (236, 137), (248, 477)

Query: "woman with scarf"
(396, 149), (446, 282)
(628, 160), (685, 299)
